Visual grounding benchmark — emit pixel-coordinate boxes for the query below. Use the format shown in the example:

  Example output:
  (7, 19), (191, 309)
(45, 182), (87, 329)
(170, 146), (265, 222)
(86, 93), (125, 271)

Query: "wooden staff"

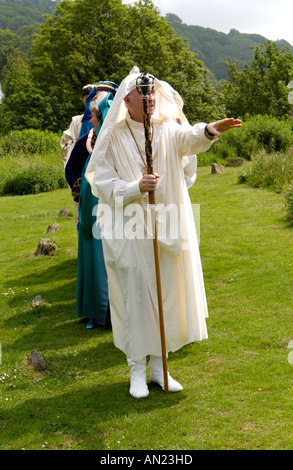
(136, 73), (169, 394)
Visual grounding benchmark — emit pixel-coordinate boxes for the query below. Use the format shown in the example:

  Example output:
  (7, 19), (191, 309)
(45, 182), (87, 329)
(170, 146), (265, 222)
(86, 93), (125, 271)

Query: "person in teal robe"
(65, 82), (118, 328)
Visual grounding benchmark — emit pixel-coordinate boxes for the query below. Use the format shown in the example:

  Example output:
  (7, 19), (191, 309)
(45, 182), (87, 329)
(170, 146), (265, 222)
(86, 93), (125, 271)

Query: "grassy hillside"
(1, 166), (293, 450)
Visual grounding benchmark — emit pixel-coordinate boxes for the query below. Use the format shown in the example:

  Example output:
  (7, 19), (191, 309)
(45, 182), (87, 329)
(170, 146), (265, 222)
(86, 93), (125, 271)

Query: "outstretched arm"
(205, 118), (242, 139)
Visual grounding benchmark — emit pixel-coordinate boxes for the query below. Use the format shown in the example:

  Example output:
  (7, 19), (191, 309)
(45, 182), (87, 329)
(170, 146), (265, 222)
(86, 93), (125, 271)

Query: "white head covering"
(85, 66), (188, 187)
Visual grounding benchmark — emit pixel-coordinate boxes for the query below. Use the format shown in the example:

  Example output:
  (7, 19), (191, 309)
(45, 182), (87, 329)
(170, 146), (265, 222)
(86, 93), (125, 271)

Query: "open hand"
(206, 118), (242, 138)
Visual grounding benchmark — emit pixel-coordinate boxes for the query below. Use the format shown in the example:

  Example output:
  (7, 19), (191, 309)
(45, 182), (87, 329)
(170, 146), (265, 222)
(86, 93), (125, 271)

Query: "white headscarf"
(85, 66), (188, 187)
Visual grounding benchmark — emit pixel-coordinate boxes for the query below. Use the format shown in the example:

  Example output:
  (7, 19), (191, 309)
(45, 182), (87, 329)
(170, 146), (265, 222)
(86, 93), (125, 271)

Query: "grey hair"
(89, 99), (101, 119)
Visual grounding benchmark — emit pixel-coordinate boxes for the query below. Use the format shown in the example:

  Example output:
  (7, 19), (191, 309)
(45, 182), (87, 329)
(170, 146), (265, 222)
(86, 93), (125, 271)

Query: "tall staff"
(136, 73), (169, 394)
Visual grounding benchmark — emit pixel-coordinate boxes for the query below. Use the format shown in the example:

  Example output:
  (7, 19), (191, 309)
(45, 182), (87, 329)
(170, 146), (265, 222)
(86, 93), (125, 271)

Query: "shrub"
(199, 115), (293, 166)
(0, 129), (61, 156)
(1, 164), (67, 195)
(244, 115), (293, 154)
(238, 150), (293, 192)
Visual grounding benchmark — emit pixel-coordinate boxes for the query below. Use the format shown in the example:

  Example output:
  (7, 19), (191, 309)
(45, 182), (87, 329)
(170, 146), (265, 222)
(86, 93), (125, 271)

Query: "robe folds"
(64, 133), (110, 328)
(65, 95), (115, 329)
(92, 113), (213, 361)
(61, 114), (83, 167)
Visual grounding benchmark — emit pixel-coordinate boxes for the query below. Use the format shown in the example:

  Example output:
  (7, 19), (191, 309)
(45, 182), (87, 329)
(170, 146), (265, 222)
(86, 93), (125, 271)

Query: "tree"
(222, 41), (293, 118)
(0, 51), (54, 133)
(0, 28), (20, 80)
(7, 0), (222, 132)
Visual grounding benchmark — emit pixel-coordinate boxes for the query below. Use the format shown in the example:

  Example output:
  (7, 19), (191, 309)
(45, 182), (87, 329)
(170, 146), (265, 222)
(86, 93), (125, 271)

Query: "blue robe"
(65, 94), (114, 329)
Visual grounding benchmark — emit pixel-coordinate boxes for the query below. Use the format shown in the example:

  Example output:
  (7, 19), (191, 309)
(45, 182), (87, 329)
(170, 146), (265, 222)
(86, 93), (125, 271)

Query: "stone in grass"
(32, 294), (50, 308)
(58, 208), (70, 217)
(211, 163), (225, 174)
(27, 349), (48, 371)
(35, 238), (58, 256)
(58, 208), (73, 217)
(46, 222), (59, 234)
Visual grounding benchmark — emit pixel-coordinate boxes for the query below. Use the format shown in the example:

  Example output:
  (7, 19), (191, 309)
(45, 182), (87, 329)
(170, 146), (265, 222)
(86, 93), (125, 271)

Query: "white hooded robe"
(85, 69), (214, 361)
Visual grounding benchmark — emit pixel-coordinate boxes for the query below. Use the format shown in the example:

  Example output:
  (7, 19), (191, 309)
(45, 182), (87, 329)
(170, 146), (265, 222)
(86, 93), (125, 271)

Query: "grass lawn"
(0, 165), (293, 450)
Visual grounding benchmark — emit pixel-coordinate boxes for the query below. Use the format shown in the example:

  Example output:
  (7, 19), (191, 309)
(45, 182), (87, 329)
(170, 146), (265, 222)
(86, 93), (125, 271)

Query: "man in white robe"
(85, 68), (241, 398)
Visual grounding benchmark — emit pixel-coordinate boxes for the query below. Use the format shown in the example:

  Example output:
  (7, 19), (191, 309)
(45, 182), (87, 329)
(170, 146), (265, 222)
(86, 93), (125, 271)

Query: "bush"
(199, 115), (293, 166)
(1, 164), (67, 195)
(244, 115), (293, 154)
(0, 128), (66, 195)
(238, 150), (293, 193)
(0, 129), (61, 156)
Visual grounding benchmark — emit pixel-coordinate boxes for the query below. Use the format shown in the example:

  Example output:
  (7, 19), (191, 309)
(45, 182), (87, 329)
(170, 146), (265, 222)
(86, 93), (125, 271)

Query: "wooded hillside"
(166, 13), (293, 80)
(2, 1), (292, 82)
(1, 0), (292, 133)
(0, 0), (60, 32)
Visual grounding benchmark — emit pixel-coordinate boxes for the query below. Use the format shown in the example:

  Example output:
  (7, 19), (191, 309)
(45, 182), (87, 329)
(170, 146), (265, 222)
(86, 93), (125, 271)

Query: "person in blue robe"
(65, 81), (118, 329)
(79, 81), (118, 138)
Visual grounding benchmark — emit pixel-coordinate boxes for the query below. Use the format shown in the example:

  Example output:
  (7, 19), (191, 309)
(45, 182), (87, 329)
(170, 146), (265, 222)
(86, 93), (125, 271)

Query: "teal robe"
(76, 96), (113, 328)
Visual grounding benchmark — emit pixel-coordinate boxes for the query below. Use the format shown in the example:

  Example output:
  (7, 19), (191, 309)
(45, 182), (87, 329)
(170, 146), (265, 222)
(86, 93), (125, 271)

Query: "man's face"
(124, 87), (156, 122)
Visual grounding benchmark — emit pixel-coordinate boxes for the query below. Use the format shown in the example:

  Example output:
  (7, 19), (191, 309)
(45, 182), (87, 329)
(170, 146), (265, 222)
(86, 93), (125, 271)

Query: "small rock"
(58, 208), (69, 217)
(27, 349), (47, 371)
(211, 163), (225, 174)
(46, 223), (59, 234)
(32, 294), (48, 308)
(35, 238), (58, 256)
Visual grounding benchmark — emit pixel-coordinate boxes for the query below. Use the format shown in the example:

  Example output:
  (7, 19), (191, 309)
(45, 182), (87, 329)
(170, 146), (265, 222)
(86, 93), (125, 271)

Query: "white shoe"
(149, 355), (183, 392)
(127, 357), (149, 398)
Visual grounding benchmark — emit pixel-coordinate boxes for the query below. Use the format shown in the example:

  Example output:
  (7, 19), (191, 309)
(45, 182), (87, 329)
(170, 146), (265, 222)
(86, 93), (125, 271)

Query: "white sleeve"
(94, 149), (143, 206)
(182, 155), (197, 189)
(174, 121), (215, 157)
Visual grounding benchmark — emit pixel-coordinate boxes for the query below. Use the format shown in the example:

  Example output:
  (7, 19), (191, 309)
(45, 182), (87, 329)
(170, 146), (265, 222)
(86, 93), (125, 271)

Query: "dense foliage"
(0, 0), (224, 134)
(0, 0), (293, 153)
(0, 0), (60, 32)
(199, 115), (293, 166)
(0, 128), (65, 195)
(2, 164), (67, 195)
(239, 150), (293, 193)
(0, 128), (60, 155)
(0, 1), (60, 84)
(0, 25), (42, 81)
(222, 42), (293, 119)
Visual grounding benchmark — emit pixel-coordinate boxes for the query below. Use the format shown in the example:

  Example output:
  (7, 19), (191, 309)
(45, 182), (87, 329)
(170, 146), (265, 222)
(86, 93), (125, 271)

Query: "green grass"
(1, 165), (293, 450)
